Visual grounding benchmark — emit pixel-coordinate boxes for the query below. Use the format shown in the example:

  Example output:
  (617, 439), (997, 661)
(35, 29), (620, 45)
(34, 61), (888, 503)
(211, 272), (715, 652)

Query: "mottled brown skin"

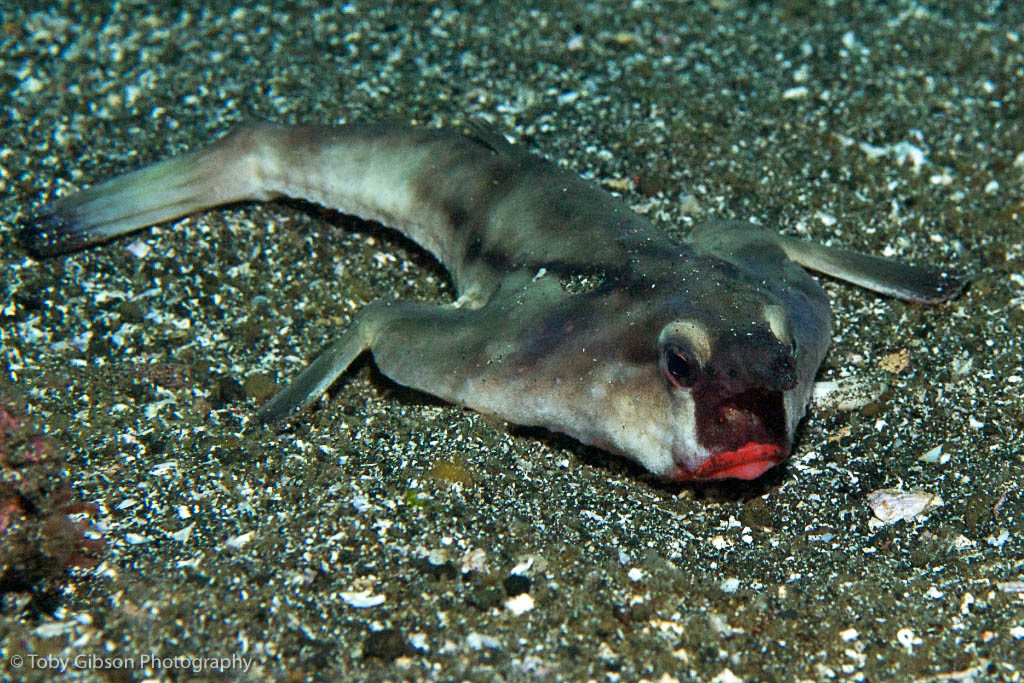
(20, 122), (964, 480)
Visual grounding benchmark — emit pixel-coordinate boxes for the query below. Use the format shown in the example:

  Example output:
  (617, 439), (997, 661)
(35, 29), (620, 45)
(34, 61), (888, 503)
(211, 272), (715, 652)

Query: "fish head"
(487, 263), (829, 484)
(652, 293), (819, 481)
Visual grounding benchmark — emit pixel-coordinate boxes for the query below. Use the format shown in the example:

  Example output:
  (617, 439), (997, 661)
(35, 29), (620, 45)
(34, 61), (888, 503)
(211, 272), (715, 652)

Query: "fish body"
(20, 122), (964, 481)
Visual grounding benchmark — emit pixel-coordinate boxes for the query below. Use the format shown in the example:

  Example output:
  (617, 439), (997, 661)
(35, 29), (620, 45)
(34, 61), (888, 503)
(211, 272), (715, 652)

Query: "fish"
(18, 122), (965, 481)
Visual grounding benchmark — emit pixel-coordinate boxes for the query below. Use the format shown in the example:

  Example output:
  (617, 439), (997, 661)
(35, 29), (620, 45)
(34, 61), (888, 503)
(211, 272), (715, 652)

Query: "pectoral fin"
(255, 313), (378, 425)
(256, 298), (482, 426)
(256, 287), (540, 427)
(776, 235), (966, 304)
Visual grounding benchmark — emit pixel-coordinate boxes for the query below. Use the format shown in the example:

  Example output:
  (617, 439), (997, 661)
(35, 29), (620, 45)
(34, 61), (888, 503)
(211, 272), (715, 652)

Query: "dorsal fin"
(461, 118), (519, 156)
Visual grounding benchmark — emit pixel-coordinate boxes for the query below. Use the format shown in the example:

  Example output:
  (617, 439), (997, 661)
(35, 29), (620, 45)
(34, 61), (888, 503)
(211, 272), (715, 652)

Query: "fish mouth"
(670, 441), (785, 481)
(673, 386), (790, 481)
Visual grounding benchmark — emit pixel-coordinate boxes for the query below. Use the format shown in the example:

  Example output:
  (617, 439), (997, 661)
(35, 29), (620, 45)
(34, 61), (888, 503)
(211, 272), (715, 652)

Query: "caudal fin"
(19, 129), (274, 256)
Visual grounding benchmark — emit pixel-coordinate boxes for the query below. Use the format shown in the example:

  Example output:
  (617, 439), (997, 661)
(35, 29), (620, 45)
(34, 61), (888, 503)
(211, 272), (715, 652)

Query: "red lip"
(672, 442), (784, 481)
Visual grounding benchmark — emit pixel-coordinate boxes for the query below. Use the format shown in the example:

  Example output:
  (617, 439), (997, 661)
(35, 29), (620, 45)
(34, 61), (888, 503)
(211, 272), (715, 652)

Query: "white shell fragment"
(511, 557), (535, 576)
(918, 444), (949, 464)
(466, 632), (501, 650)
(461, 548), (487, 574)
(782, 85), (810, 99)
(890, 142), (927, 172)
(987, 528), (1010, 547)
(340, 590), (386, 608)
(867, 489), (943, 524)
(35, 621), (78, 638)
(812, 378), (886, 411)
(505, 593), (535, 615)
(225, 531), (254, 548)
(710, 668), (744, 683)
(126, 239), (151, 258)
(896, 627), (921, 650)
(838, 133), (928, 172)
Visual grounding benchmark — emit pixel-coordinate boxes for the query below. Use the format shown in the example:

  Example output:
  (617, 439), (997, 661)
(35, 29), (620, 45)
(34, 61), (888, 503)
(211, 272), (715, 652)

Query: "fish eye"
(662, 345), (699, 389)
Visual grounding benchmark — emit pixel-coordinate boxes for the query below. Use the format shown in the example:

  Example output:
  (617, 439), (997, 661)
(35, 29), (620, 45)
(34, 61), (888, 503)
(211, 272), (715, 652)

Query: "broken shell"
(867, 488), (943, 524)
(812, 378), (887, 411)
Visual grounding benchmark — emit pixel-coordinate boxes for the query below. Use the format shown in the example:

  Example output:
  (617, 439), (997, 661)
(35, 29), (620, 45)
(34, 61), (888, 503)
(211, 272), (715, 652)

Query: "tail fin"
(20, 128), (277, 256)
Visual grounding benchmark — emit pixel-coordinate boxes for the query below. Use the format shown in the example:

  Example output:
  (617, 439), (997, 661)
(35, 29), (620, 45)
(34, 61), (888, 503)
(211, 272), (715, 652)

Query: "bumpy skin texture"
(19, 123), (964, 481)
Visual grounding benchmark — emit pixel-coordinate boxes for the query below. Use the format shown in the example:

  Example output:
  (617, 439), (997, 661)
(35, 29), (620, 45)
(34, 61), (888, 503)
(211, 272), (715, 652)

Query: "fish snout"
(675, 382), (793, 481)
(769, 351), (797, 391)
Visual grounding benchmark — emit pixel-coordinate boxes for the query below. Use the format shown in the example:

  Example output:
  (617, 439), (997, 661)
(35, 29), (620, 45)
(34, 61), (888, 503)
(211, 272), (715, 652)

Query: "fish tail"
(19, 126), (279, 256)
